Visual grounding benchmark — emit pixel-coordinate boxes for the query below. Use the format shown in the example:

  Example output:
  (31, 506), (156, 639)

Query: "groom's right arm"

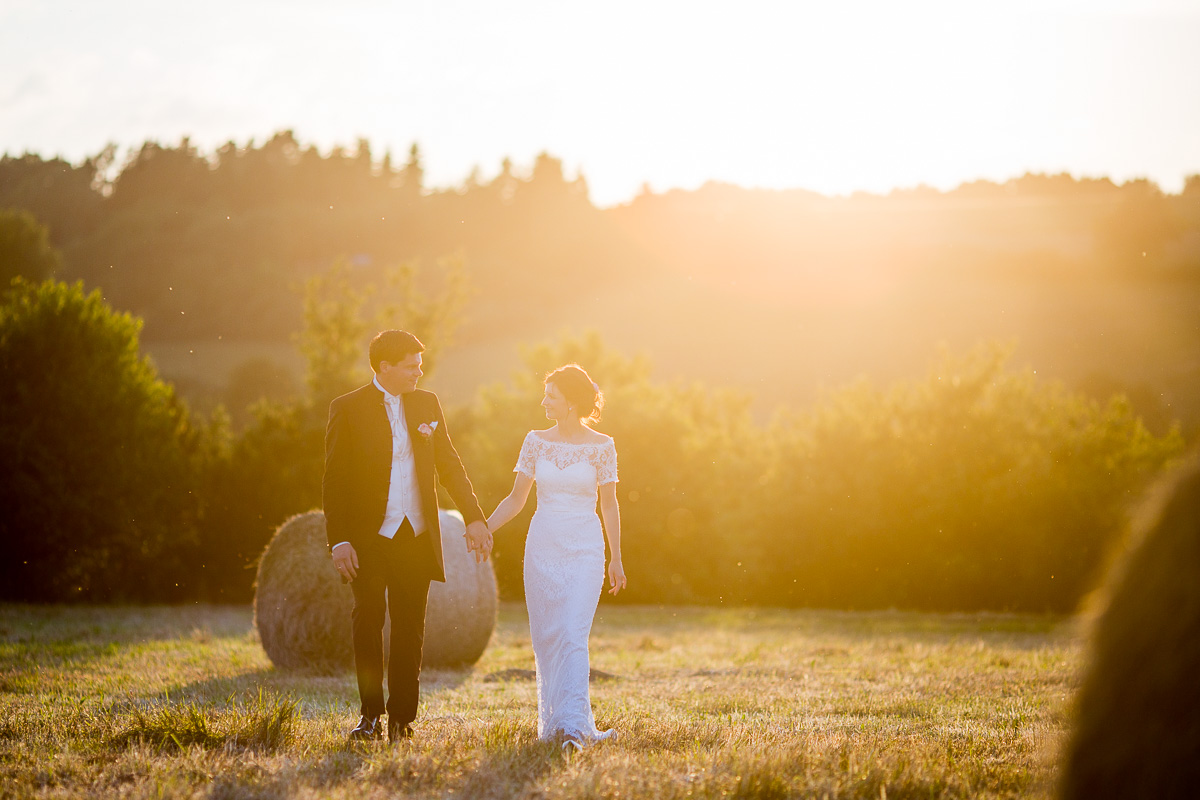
(323, 398), (353, 551)
(324, 398), (361, 580)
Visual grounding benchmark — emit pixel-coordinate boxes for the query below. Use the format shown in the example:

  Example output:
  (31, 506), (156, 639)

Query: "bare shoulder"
(585, 430), (614, 446)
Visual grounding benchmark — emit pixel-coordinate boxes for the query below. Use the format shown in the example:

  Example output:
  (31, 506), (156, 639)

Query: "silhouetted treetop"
(0, 133), (1195, 346)
(0, 209), (62, 285)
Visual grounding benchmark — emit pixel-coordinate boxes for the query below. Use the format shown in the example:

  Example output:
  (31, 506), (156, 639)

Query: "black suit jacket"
(322, 384), (485, 582)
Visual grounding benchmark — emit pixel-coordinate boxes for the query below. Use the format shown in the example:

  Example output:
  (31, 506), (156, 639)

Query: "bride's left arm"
(487, 472), (533, 534)
(599, 482), (626, 595)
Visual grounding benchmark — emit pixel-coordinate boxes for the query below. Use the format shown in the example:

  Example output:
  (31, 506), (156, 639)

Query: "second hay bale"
(254, 509), (497, 671)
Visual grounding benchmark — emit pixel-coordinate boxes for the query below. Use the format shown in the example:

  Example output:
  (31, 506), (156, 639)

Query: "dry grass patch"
(0, 603), (1079, 798)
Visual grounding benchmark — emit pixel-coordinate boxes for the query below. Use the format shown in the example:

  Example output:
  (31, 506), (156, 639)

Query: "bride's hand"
(607, 559), (626, 595)
(464, 520), (492, 563)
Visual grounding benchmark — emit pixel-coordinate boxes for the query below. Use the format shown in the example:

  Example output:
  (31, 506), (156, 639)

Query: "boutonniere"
(417, 420), (438, 440)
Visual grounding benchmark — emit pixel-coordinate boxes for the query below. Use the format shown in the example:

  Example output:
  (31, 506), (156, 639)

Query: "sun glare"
(0, 0), (1196, 203)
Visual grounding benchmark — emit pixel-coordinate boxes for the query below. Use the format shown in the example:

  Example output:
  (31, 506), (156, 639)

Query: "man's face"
(379, 352), (423, 394)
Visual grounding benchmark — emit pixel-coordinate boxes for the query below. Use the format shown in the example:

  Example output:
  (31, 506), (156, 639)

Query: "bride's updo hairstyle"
(545, 364), (603, 425)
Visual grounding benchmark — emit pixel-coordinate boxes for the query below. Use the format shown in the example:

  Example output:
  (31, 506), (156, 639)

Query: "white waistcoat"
(375, 378), (425, 538)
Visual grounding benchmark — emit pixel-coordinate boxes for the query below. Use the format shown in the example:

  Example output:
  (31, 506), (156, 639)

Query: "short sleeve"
(596, 439), (618, 485)
(515, 431), (537, 477)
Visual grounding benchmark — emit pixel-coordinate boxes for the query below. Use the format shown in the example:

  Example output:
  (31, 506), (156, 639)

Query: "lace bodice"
(515, 431), (618, 514)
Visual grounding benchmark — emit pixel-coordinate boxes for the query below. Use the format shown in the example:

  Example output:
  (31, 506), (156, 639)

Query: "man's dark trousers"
(350, 518), (436, 724)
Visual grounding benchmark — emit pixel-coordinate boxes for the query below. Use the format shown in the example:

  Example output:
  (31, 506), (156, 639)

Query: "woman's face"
(541, 382), (571, 421)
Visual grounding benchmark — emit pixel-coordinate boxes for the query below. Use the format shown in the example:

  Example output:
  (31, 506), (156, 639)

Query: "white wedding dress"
(515, 430), (618, 744)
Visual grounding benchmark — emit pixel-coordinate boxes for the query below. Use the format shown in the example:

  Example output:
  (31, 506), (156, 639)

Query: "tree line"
(0, 133), (601, 340)
(1, 274), (1184, 611)
(3, 133), (1198, 344)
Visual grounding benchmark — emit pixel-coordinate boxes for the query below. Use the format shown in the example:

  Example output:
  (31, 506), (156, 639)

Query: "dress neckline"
(531, 432), (609, 447)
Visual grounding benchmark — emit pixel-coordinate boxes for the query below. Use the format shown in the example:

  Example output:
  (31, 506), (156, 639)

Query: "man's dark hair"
(369, 330), (424, 372)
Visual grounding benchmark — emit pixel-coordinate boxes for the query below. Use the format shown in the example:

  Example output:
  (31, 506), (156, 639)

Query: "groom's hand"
(464, 521), (492, 564)
(332, 542), (359, 582)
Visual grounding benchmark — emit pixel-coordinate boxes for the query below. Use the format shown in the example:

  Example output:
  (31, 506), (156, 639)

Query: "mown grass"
(109, 687), (298, 753)
(0, 603), (1081, 799)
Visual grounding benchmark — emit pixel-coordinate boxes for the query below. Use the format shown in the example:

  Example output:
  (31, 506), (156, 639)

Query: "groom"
(324, 329), (492, 743)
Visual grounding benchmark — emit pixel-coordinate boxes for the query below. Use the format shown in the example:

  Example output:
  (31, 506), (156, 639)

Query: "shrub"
(195, 400), (324, 601)
(454, 335), (1184, 612)
(0, 279), (201, 601)
(756, 343), (1185, 611)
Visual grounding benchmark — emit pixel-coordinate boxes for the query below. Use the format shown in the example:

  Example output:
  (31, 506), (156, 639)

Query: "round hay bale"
(253, 511), (351, 672)
(254, 510), (497, 671)
(1060, 457), (1200, 799)
(424, 510), (500, 667)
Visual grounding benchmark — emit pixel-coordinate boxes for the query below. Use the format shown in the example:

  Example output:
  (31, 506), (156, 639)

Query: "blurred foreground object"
(1060, 456), (1200, 799)
(254, 509), (497, 671)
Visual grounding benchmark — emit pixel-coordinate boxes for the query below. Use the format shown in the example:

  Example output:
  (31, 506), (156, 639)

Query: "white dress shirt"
(375, 377), (425, 539)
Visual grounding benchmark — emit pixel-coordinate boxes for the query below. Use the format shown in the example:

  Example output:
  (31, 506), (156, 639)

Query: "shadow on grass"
(272, 724), (568, 798)
(164, 668), (305, 703)
(154, 659), (473, 710)
(0, 604), (254, 647)
(594, 605), (1076, 652)
(420, 666), (473, 694)
(0, 604), (258, 679)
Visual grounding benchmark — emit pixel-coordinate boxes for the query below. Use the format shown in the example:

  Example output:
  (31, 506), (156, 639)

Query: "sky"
(2, 0), (1199, 206)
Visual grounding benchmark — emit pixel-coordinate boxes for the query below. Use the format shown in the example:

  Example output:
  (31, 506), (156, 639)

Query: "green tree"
(1183, 174), (1200, 198)
(296, 256), (471, 411)
(400, 142), (424, 200)
(108, 137), (212, 210)
(1096, 179), (1184, 268)
(0, 280), (200, 601)
(223, 356), (300, 429)
(0, 151), (108, 244)
(0, 208), (62, 285)
(295, 259), (373, 411)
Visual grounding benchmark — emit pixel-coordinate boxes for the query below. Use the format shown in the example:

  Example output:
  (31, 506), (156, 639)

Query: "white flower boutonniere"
(417, 420), (438, 440)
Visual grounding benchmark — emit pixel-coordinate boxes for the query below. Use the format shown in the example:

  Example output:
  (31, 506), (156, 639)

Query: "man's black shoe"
(349, 715), (383, 742)
(389, 721), (414, 743)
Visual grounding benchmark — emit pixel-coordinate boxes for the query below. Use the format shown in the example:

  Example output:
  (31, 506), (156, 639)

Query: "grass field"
(0, 603), (1081, 799)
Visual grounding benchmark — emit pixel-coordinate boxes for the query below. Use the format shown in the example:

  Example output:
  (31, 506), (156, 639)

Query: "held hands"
(607, 558), (627, 595)
(464, 520), (493, 563)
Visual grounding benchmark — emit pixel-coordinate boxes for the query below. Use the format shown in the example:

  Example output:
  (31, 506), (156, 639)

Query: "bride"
(486, 364), (627, 747)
